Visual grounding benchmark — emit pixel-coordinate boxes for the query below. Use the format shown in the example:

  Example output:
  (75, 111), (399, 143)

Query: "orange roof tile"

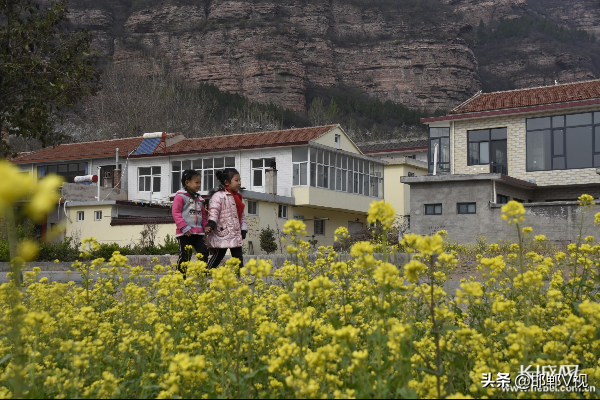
(151, 125), (339, 155)
(13, 134), (182, 164)
(450, 79), (600, 115)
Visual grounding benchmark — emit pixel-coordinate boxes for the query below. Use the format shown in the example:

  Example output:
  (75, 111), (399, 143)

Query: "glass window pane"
(253, 169), (263, 187)
(363, 174), (369, 196)
(203, 159), (213, 169)
(153, 167), (161, 175)
(595, 127), (600, 153)
(192, 159), (202, 170)
(182, 160), (192, 170)
(225, 157), (236, 167)
(440, 138), (450, 164)
(435, 204), (442, 214)
(330, 168), (336, 190)
(79, 163), (87, 173)
(153, 177), (160, 191)
(292, 147), (308, 162)
(214, 158), (224, 168)
(468, 143), (480, 165)
(145, 177), (151, 191)
(324, 151), (330, 166)
(58, 164), (67, 173)
(252, 159), (263, 169)
(342, 170), (347, 191)
(293, 164), (300, 186)
(527, 130), (551, 171)
(318, 150), (324, 164)
(69, 163), (78, 172)
(266, 158), (276, 169)
(468, 203), (476, 213)
(172, 172), (181, 193)
(595, 112), (600, 124)
(469, 129), (489, 142)
(300, 163), (308, 186)
(479, 142), (489, 164)
(47, 165), (57, 174)
(552, 115), (565, 128)
(566, 126), (593, 169)
(323, 166), (329, 188)
(491, 128), (507, 140)
(359, 160), (364, 173)
(527, 117), (551, 131)
(595, 154), (600, 167)
(353, 172), (359, 193)
(139, 177), (144, 191)
(358, 174), (364, 195)
(430, 127), (449, 138)
(553, 156), (566, 170)
(553, 130), (564, 156)
(336, 154), (341, 168)
(458, 204), (466, 214)
(310, 148), (317, 162)
(310, 163), (316, 187)
(317, 165), (324, 187)
(172, 162), (181, 171)
(566, 112), (592, 127)
(139, 167), (151, 176)
(342, 155), (347, 169)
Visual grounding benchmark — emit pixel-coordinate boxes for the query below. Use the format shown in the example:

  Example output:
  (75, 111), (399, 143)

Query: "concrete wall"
(452, 105), (600, 186)
(61, 183), (127, 202)
(293, 186), (374, 213)
(409, 179), (600, 244)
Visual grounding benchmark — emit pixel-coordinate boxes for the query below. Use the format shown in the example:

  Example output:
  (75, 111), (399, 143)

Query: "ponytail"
(215, 168), (239, 186)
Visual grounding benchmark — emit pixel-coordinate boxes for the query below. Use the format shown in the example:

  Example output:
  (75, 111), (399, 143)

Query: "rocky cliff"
(67, 0), (600, 114)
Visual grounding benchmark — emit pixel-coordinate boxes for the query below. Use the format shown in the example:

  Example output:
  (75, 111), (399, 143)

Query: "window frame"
(428, 128), (450, 173)
(251, 158), (276, 191)
(247, 200), (258, 216)
(278, 204), (288, 219)
(457, 202), (477, 214)
(526, 111), (600, 172)
(94, 211), (102, 221)
(424, 203), (442, 215)
(38, 162), (87, 183)
(171, 157), (236, 193)
(496, 194), (509, 204)
(138, 166), (161, 193)
(77, 211), (84, 222)
(314, 218), (325, 235)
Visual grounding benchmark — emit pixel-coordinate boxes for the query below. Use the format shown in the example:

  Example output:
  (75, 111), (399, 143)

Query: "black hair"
(181, 169), (201, 188)
(215, 168), (240, 186)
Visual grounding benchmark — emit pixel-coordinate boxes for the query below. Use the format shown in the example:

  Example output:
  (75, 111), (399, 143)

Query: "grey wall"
(409, 180), (600, 244)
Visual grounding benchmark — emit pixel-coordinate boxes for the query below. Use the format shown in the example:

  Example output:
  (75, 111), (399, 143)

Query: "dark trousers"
(206, 247), (244, 271)
(177, 235), (209, 278)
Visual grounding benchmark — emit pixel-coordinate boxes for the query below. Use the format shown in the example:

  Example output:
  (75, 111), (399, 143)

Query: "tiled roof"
(155, 125), (339, 155)
(358, 138), (428, 153)
(450, 79), (600, 115)
(13, 134), (179, 164)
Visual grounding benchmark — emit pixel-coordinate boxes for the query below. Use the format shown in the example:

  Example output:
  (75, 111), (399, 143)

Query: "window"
(38, 162), (87, 183)
(94, 211), (102, 221)
(408, 172), (415, 177)
(467, 128), (508, 174)
(138, 166), (161, 192)
(278, 204), (288, 219)
(251, 158), (276, 191)
(77, 211), (84, 222)
(292, 148), (309, 186)
(247, 200), (258, 216)
(526, 112), (600, 171)
(99, 164), (122, 187)
(496, 194), (509, 204)
(334, 134), (340, 149)
(171, 157), (235, 192)
(301, 148), (384, 198)
(428, 128), (450, 173)
(424, 204), (442, 215)
(457, 203), (476, 214)
(314, 219), (325, 235)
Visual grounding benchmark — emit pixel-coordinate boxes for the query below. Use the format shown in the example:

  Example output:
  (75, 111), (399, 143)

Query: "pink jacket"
(172, 190), (208, 237)
(206, 190), (248, 249)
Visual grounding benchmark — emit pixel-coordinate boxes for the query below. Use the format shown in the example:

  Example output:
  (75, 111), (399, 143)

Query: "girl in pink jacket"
(205, 168), (247, 271)
(172, 169), (208, 278)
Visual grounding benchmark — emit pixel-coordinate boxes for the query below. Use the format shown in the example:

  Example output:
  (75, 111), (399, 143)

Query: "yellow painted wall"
(311, 127), (362, 154)
(383, 162), (428, 217)
(292, 187), (374, 213)
(66, 205), (176, 247)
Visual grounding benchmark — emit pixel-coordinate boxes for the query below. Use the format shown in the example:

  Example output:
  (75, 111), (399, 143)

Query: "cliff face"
(67, 0), (600, 114)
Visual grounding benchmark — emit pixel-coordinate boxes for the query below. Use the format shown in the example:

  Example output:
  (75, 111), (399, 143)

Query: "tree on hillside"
(0, 0), (98, 156)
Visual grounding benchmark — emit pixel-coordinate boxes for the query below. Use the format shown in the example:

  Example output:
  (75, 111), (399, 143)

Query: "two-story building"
(402, 80), (600, 243)
(360, 138), (428, 230)
(14, 125), (386, 253)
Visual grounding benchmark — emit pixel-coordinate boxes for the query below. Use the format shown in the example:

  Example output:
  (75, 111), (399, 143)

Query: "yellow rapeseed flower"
(367, 200), (395, 230)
